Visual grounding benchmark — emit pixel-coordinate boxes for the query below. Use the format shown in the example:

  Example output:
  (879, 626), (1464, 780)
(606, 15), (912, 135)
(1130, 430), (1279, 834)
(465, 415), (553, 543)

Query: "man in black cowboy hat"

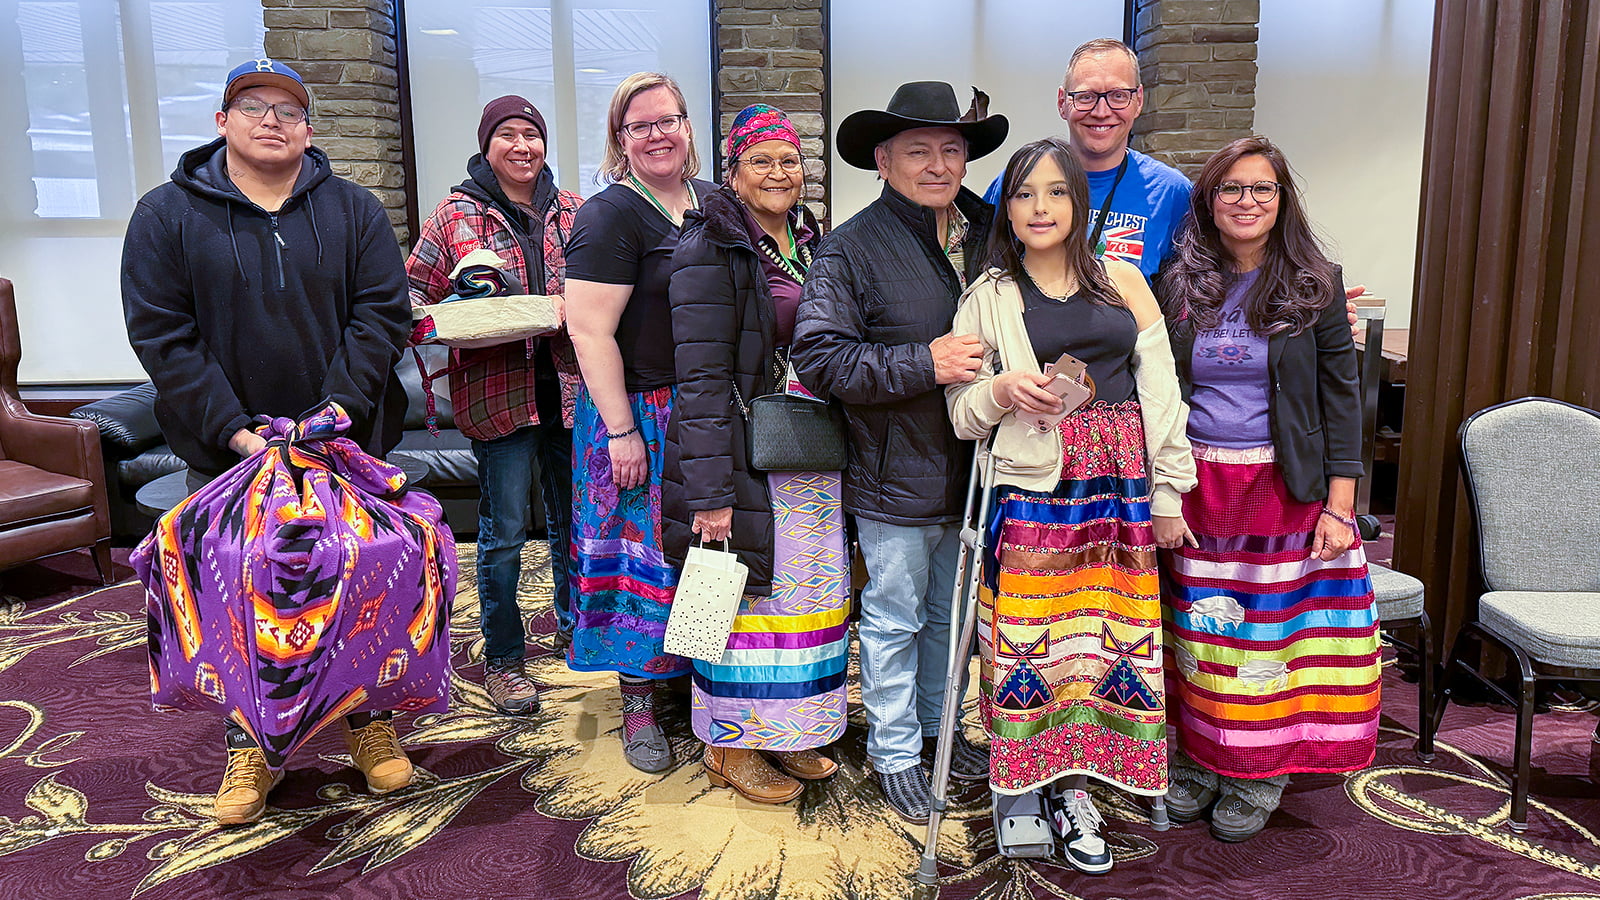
(792, 81), (1006, 825)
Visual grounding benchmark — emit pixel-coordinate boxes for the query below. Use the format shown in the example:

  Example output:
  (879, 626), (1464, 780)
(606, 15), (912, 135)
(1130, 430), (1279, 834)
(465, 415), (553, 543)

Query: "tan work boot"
(703, 745), (804, 803)
(214, 747), (282, 825)
(341, 718), (415, 794)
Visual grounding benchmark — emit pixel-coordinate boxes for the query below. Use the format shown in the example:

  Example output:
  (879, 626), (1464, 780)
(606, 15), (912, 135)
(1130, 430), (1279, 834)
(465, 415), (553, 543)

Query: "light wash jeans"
(856, 517), (963, 775)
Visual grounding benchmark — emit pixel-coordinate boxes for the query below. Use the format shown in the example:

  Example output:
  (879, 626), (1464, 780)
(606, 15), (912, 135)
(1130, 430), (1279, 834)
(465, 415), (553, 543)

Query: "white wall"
(828, 1), (1124, 222)
(1256, 0), (1433, 328)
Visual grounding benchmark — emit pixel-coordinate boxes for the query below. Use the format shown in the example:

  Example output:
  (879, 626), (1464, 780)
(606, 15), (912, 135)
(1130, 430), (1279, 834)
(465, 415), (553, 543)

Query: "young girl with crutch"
(940, 136), (1194, 875)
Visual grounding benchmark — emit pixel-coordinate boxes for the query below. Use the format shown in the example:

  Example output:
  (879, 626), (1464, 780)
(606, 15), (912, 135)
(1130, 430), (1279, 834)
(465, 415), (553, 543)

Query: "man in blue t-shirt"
(984, 38), (1369, 312)
(985, 38), (1189, 280)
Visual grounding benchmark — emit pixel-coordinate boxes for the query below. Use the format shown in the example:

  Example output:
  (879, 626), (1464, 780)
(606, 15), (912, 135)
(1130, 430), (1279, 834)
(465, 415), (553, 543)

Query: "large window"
(0, 0), (266, 383)
(404, 0), (713, 210)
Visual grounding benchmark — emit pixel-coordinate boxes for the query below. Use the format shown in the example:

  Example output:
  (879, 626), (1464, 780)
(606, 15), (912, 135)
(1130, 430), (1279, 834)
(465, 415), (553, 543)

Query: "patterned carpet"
(0, 543), (1596, 900)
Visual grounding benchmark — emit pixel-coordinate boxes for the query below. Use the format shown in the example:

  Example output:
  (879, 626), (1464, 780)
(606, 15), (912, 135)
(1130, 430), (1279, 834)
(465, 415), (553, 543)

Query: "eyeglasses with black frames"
(229, 98), (308, 124)
(1214, 181), (1281, 204)
(737, 154), (803, 177)
(1064, 87), (1138, 111)
(620, 114), (687, 140)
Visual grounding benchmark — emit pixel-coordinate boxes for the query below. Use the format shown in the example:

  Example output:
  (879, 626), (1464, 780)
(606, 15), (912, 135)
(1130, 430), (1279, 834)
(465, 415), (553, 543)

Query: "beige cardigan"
(945, 269), (1196, 518)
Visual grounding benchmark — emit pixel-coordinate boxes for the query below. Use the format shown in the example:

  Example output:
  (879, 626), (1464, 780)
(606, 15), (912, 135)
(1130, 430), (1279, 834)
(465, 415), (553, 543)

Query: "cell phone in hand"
(1024, 353), (1094, 433)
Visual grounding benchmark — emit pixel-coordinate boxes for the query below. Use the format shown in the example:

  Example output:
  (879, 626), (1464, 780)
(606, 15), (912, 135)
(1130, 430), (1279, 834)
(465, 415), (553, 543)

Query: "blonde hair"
(1065, 38), (1142, 89)
(598, 72), (701, 184)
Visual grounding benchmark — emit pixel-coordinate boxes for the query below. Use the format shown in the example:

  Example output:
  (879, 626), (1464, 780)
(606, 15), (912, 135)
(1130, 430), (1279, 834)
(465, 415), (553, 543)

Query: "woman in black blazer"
(1156, 135), (1379, 843)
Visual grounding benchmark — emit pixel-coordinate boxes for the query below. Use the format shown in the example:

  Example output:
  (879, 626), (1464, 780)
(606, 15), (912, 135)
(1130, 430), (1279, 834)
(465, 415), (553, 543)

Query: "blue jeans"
(855, 518), (963, 775)
(473, 420), (574, 664)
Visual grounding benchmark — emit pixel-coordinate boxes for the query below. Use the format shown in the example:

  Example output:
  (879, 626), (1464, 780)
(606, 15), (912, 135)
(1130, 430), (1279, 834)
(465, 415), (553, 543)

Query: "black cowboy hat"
(836, 81), (1009, 170)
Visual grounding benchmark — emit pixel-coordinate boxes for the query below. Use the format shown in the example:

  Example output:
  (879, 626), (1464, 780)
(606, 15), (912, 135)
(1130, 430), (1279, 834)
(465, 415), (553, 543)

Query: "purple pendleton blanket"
(132, 404), (456, 770)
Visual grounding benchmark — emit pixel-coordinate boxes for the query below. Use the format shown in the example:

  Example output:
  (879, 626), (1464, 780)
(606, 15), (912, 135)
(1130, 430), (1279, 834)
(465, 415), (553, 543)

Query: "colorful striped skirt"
(980, 401), (1167, 796)
(692, 471), (850, 751)
(1163, 442), (1380, 779)
(567, 384), (691, 679)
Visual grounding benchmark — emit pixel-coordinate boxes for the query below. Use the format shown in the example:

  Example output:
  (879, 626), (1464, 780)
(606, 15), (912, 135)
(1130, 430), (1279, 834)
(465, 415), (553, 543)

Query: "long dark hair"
(985, 137), (1121, 306)
(1159, 135), (1334, 336)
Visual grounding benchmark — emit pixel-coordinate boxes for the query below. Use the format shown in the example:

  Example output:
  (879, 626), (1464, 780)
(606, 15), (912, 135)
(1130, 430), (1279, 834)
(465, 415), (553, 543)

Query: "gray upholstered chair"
(1369, 562), (1433, 761)
(1430, 397), (1600, 831)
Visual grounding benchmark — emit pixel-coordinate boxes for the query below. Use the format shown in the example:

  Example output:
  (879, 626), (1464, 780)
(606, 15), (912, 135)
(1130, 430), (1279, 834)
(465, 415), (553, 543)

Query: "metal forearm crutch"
(916, 442), (996, 886)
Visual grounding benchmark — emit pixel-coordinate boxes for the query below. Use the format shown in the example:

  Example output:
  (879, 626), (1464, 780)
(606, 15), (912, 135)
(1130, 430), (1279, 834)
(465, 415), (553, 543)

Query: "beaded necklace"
(758, 223), (811, 282)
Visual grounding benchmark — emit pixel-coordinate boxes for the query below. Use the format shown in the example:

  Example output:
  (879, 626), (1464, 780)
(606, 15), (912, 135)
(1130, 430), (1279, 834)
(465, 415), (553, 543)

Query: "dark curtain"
(1396, 0), (1600, 648)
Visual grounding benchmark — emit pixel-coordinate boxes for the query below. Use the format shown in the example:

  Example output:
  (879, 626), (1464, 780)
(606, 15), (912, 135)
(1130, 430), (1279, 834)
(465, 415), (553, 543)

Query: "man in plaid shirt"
(405, 96), (583, 714)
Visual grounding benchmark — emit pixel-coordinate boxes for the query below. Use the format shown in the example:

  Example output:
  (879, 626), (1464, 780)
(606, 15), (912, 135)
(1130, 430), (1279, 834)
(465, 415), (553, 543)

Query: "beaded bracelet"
(1320, 506), (1357, 529)
(605, 425), (639, 440)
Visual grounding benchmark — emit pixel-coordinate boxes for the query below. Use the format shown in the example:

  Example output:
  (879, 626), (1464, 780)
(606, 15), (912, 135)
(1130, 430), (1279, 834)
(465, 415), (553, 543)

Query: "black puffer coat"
(662, 186), (824, 595)
(791, 184), (991, 526)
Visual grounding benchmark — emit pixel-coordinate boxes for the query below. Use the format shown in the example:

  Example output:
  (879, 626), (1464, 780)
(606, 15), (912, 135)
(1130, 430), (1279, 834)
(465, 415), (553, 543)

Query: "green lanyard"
(628, 174), (693, 223)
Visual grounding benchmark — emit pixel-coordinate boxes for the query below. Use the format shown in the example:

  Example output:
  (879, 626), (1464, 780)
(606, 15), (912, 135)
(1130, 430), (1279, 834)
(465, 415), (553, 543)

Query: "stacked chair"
(1430, 397), (1600, 832)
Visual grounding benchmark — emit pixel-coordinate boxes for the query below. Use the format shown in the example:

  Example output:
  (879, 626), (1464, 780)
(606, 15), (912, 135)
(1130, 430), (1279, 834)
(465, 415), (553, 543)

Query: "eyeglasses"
(737, 154), (803, 176)
(229, 97), (308, 124)
(1214, 181), (1281, 204)
(1064, 87), (1138, 111)
(620, 114), (686, 140)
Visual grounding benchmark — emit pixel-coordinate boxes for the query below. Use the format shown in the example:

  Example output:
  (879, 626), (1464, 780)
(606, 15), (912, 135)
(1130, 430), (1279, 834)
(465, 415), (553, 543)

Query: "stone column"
(263, 0), (407, 242)
(1130, 0), (1260, 177)
(713, 0), (828, 222)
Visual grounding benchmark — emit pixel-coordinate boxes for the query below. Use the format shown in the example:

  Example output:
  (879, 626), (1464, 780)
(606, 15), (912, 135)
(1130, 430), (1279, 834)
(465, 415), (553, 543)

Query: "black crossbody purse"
(732, 351), (847, 473)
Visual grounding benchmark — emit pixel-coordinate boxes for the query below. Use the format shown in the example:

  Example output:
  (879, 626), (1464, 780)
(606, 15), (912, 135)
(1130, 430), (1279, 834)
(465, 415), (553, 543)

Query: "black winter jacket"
(121, 138), (410, 476)
(1170, 267), (1364, 503)
(662, 186), (824, 593)
(791, 184), (992, 526)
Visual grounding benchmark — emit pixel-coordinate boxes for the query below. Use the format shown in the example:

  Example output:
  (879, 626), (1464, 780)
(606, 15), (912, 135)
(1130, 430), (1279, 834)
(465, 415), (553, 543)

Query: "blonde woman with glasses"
(565, 73), (715, 773)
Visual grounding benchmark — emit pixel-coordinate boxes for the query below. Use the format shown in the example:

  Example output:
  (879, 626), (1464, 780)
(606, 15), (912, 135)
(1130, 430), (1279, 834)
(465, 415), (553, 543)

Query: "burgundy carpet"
(0, 544), (1596, 900)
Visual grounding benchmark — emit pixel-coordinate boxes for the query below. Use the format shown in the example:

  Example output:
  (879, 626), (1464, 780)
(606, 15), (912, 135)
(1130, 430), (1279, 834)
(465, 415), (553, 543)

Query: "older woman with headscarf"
(662, 105), (845, 804)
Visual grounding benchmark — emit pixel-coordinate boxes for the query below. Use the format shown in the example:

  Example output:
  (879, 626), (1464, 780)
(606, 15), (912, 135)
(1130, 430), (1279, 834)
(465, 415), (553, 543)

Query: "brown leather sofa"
(0, 278), (114, 583)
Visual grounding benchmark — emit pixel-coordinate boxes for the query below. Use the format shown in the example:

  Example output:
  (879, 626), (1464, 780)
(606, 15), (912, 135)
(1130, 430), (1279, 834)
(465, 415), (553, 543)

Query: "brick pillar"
(263, 0), (407, 243)
(714, 0), (828, 223)
(1131, 0), (1259, 177)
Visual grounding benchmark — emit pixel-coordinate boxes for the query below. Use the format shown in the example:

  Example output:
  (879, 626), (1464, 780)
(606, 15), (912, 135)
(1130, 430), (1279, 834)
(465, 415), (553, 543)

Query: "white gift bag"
(664, 540), (749, 662)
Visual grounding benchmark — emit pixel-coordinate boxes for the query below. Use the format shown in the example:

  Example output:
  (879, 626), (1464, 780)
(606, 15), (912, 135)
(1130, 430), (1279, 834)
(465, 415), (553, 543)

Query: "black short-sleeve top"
(1020, 271), (1138, 406)
(566, 179), (717, 392)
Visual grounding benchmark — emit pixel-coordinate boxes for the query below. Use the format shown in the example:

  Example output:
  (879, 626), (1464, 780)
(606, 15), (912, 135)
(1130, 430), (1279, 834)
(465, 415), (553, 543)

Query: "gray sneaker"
(484, 660), (540, 715)
(1210, 794), (1270, 842)
(1166, 779), (1218, 823)
(623, 723), (674, 773)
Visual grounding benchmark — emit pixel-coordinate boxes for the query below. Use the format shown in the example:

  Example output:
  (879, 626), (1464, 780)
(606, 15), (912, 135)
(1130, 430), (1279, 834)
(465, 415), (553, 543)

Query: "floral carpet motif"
(0, 546), (1596, 900)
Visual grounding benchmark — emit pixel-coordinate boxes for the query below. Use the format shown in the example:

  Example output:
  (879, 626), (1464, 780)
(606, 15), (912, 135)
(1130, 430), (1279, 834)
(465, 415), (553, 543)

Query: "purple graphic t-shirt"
(1188, 269), (1271, 448)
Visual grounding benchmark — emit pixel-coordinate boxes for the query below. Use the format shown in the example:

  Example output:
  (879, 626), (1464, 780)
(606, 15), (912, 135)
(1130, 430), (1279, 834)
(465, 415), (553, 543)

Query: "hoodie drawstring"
(306, 200), (324, 266)
(226, 205), (248, 285)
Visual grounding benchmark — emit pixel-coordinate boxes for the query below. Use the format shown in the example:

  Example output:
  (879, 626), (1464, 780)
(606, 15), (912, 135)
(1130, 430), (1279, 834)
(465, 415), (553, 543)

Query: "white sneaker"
(1049, 788), (1112, 874)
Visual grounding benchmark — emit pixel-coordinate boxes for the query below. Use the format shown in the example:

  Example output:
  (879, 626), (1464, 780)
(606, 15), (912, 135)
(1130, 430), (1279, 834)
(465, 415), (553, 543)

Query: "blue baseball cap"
(224, 58), (311, 109)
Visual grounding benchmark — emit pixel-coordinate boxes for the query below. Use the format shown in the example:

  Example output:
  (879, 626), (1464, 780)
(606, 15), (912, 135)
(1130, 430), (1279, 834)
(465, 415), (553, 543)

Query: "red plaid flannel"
(405, 188), (583, 441)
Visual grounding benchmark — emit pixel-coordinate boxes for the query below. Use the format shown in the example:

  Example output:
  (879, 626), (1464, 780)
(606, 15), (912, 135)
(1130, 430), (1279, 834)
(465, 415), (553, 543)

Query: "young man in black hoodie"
(120, 59), (413, 825)
(404, 97), (583, 717)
